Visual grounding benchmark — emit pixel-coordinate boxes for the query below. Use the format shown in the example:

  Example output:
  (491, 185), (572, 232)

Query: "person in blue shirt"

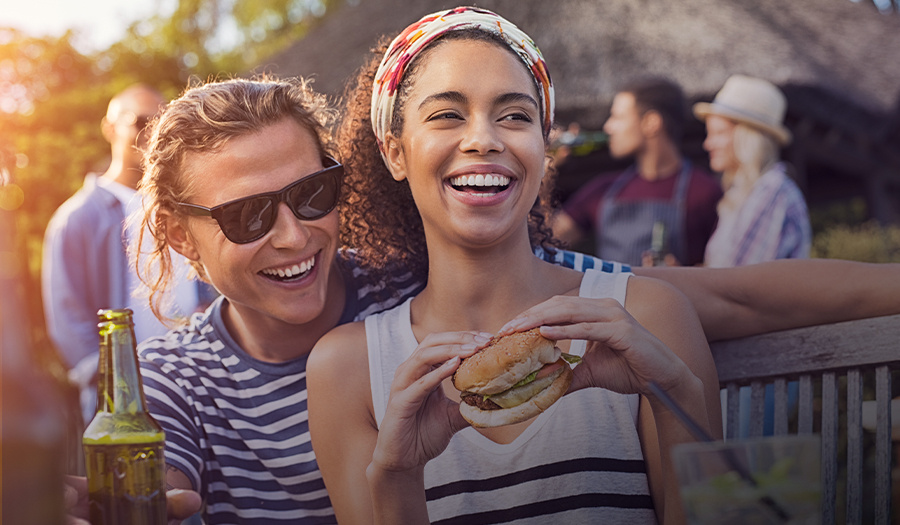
(42, 84), (215, 424)
(695, 74), (811, 267)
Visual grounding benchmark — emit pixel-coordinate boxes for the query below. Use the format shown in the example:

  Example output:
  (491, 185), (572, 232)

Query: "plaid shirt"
(705, 163), (811, 267)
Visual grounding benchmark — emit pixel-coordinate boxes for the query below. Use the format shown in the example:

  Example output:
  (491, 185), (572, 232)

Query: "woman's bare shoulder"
(624, 275), (701, 330)
(308, 321), (369, 377)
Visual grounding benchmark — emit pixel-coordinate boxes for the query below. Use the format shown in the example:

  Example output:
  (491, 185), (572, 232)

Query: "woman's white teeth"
(450, 174), (511, 187)
(263, 257), (315, 279)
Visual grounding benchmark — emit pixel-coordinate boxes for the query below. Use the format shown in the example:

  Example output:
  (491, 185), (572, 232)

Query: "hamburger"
(452, 328), (580, 428)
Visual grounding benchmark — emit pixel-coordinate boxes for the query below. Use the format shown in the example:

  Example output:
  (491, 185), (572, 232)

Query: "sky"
(1, 0), (171, 52)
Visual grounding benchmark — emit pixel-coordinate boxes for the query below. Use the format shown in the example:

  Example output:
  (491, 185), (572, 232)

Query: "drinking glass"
(672, 434), (821, 525)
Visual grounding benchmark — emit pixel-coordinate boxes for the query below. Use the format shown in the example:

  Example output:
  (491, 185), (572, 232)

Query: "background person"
(694, 74), (812, 267)
(554, 77), (721, 266)
(695, 75), (812, 435)
(694, 74), (812, 434)
(41, 84), (214, 423)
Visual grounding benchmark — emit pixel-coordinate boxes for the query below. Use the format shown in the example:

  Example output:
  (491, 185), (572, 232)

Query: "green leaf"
(561, 353), (582, 364)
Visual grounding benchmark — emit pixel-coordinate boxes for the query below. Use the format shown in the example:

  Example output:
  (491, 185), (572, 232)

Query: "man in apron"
(554, 77), (721, 266)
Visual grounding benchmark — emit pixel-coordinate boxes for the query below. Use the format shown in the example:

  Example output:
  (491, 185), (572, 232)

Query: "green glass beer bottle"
(83, 309), (166, 525)
(649, 220), (668, 266)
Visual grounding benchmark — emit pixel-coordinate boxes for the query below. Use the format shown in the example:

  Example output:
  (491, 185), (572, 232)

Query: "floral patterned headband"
(370, 6), (555, 153)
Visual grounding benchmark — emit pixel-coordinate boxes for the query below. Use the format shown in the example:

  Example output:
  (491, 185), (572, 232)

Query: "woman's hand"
(371, 331), (490, 473)
(500, 278), (718, 525)
(498, 295), (692, 396)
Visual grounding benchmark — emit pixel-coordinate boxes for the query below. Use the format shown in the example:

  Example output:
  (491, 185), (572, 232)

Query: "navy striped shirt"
(139, 248), (628, 524)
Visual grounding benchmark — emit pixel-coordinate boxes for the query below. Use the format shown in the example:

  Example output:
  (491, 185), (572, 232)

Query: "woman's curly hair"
(137, 75), (338, 325)
(338, 33), (563, 289)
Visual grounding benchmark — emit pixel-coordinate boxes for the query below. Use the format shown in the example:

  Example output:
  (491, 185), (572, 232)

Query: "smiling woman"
(338, 15), (561, 283)
(307, 6), (722, 525)
(381, 35), (548, 250)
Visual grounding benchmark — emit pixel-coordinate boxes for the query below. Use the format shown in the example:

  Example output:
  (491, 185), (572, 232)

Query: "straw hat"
(693, 75), (792, 146)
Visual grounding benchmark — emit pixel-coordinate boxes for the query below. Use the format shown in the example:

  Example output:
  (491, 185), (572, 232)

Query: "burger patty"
(460, 391), (502, 411)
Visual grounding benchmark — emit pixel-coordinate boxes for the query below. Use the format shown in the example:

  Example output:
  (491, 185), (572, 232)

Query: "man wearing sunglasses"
(41, 84), (216, 423)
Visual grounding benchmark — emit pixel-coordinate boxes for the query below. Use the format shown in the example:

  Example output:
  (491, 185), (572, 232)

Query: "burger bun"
(452, 328), (560, 395)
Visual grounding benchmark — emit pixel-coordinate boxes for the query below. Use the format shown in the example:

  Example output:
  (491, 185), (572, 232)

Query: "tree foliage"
(111, 0), (331, 76)
(0, 0), (333, 338)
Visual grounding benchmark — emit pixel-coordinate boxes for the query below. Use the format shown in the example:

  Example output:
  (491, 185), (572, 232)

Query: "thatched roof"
(261, 0), (900, 224)
(261, 0), (900, 128)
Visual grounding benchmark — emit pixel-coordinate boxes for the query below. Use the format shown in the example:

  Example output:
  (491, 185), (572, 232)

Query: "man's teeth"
(262, 257), (315, 279)
(449, 174), (511, 187)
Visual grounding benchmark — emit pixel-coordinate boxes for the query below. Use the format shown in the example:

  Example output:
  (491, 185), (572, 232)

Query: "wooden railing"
(710, 313), (900, 525)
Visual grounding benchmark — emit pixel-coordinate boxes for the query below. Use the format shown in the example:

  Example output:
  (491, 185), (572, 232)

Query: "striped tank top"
(366, 269), (657, 524)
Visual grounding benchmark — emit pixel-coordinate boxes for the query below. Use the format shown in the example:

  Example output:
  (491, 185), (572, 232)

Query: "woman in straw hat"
(694, 74), (812, 267)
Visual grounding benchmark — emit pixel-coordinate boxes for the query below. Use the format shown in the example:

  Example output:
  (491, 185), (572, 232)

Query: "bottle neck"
(96, 322), (149, 414)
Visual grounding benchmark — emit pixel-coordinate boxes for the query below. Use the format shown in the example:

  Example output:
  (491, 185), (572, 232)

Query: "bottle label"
(84, 441), (167, 525)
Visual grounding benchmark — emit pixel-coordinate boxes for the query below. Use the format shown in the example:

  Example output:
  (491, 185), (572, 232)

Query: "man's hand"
(166, 488), (202, 524)
(64, 475), (90, 525)
(65, 475), (202, 525)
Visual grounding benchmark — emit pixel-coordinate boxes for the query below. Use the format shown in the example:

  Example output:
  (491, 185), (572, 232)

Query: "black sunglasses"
(177, 157), (343, 244)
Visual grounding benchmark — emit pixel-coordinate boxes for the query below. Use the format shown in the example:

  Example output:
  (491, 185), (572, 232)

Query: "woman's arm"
(307, 322), (381, 524)
(626, 277), (719, 525)
(366, 330), (486, 525)
(635, 260), (900, 342)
